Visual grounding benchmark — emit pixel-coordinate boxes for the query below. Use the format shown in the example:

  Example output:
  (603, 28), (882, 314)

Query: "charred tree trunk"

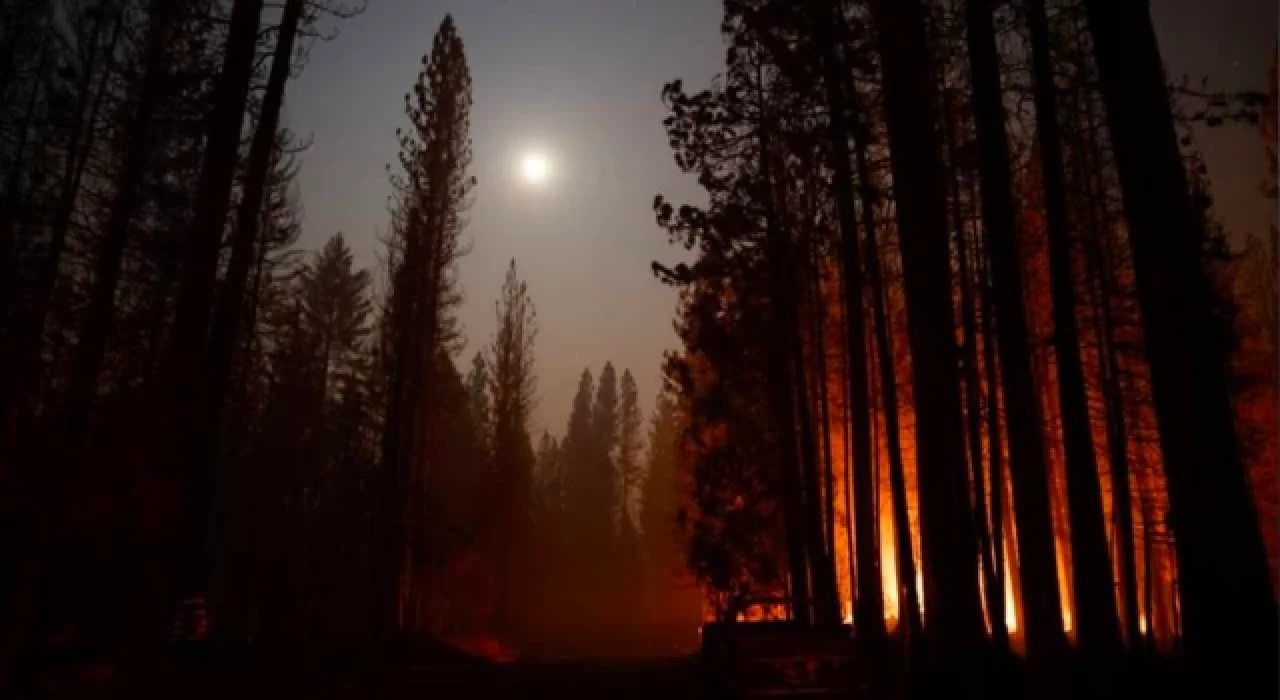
(1025, 0), (1120, 659)
(1083, 0), (1277, 685)
(963, 0), (1065, 660)
(871, 0), (986, 653)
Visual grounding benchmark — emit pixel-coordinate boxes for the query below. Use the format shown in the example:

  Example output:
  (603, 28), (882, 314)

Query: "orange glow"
(704, 226), (1189, 651)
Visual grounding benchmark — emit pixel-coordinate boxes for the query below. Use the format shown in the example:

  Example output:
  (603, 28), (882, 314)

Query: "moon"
(520, 152), (550, 186)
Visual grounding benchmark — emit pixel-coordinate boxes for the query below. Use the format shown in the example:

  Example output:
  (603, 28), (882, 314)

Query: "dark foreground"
(18, 655), (713, 700)
(11, 636), (1216, 700)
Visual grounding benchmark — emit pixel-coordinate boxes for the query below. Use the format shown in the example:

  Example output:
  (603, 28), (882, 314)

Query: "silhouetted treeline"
(0, 7), (699, 682)
(653, 0), (1276, 693)
(521, 363), (701, 655)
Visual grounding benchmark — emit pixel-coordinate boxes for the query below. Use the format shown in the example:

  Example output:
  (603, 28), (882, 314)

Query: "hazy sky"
(285, 0), (1276, 438)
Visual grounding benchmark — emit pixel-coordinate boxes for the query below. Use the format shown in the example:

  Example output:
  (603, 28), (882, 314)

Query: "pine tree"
(559, 367), (595, 627)
(376, 13), (475, 638)
(534, 431), (563, 520)
(616, 368), (643, 523)
(465, 351), (491, 453)
(639, 387), (681, 618)
(299, 234), (372, 403)
(593, 363), (620, 474)
(486, 258), (537, 638)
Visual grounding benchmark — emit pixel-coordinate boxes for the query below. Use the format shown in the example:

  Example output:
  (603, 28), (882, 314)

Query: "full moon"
(520, 152), (550, 185)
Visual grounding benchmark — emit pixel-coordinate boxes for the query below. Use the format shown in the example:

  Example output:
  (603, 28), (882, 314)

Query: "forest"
(651, 0), (1276, 694)
(0, 0), (1276, 697)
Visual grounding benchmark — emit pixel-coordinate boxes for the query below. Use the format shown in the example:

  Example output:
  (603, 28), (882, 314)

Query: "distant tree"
(466, 351), (491, 453)
(588, 363), (620, 612)
(615, 368), (643, 523)
(300, 234), (372, 402)
(534, 430), (563, 519)
(557, 367), (596, 628)
(486, 259), (538, 638)
(639, 387), (681, 617)
(562, 369), (596, 494)
(593, 363), (620, 475)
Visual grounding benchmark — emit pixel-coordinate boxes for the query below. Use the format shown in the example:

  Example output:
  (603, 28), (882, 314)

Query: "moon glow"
(520, 152), (550, 185)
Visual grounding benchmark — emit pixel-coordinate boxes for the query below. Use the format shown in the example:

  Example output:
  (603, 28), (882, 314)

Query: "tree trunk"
(0, 41), (53, 455)
(957, 201), (1004, 650)
(1081, 178), (1142, 650)
(1077, 118), (1144, 649)
(2, 8), (121, 455)
(963, 0), (1065, 661)
(871, 0), (985, 654)
(1025, 0), (1121, 659)
(856, 125), (923, 648)
(804, 217), (837, 579)
(938, 69), (1006, 650)
(63, 0), (177, 451)
(204, 0), (305, 459)
(196, 0), (305, 635)
(815, 1), (884, 639)
(781, 168), (841, 628)
(160, 0), (264, 642)
(1083, 0), (1277, 685)
(978, 232), (1009, 647)
(756, 63), (815, 625)
(0, 42), (46, 320)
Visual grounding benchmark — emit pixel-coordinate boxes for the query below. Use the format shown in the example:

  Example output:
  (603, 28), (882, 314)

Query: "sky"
(285, 0), (1276, 439)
